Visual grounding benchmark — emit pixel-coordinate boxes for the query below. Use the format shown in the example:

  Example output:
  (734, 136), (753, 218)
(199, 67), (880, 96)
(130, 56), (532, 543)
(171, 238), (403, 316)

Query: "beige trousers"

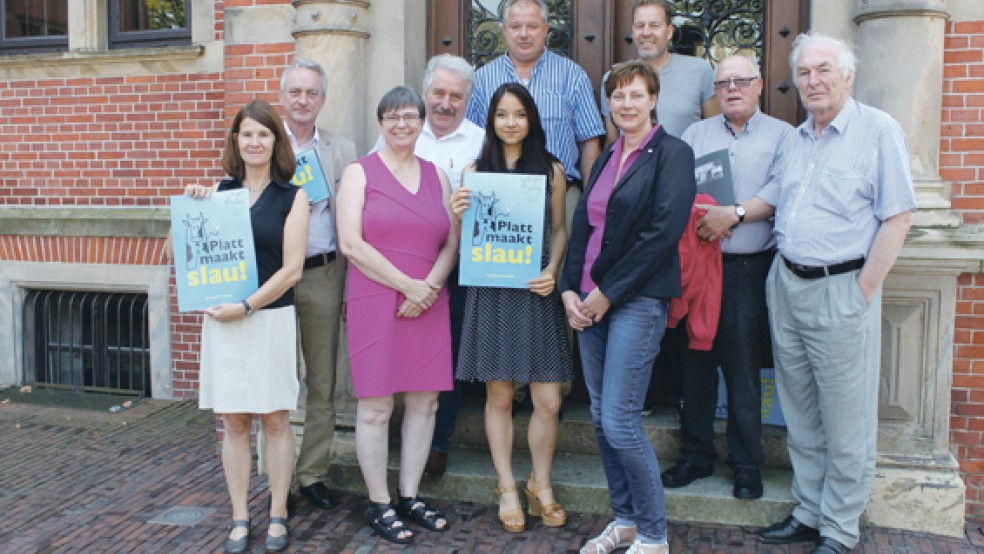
(294, 261), (344, 487)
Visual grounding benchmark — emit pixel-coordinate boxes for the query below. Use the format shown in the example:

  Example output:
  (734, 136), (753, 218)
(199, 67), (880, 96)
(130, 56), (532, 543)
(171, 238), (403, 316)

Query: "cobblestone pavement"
(1, 396), (982, 553)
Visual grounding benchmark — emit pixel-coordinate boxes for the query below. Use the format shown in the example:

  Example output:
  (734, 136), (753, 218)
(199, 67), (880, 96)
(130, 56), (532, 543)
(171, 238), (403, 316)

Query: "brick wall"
(0, 73), (227, 206)
(942, 19), (984, 522)
(0, 236), (166, 264)
(0, 65), (227, 399)
(0, 1), (297, 400)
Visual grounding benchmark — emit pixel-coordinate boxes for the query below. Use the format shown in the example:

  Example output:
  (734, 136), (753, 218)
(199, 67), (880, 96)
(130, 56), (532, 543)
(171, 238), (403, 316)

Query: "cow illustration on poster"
(184, 212), (218, 271)
(471, 190), (512, 247)
(170, 189), (259, 312)
(458, 172), (545, 288)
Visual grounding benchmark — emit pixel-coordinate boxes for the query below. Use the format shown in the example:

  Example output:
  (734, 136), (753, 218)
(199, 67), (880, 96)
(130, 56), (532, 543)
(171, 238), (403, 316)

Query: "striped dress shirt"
(466, 50), (605, 180)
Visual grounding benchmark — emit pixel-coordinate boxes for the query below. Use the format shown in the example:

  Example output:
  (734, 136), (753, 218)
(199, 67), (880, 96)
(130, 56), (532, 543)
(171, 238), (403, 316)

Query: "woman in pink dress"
(337, 86), (457, 544)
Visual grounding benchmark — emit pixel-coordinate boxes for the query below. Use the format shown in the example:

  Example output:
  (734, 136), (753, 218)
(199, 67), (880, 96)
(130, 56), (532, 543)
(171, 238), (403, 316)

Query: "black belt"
(567, 177), (583, 192)
(722, 248), (776, 262)
(782, 255), (864, 280)
(304, 252), (336, 269)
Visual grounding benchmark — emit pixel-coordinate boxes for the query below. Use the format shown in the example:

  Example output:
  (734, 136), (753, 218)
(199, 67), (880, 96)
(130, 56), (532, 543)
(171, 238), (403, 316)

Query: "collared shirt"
(372, 119), (485, 190)
(466, 50), (605, 180)
(581, 124), (661, 292)
(287, 127), (335, 257)
(601, 54), (716, 138)
(758, 98), (916, 266)
(681, 109), (792, 254)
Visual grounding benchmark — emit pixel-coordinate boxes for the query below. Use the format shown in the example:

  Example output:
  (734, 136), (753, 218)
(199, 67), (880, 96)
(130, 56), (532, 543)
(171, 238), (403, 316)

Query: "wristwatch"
(241, 299), (254, 316)
(734, 204), (746, 224)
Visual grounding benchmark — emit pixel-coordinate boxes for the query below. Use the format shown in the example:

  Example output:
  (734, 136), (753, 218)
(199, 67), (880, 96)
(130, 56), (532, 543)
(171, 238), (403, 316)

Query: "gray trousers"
(765, 257), (880, 548)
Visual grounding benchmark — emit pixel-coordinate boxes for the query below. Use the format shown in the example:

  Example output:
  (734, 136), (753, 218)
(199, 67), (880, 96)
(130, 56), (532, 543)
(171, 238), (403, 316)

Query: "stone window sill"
(0, 44), (205, 70)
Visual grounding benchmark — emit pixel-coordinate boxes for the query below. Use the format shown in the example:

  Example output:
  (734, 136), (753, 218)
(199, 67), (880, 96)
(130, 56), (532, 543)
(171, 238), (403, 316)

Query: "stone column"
(854, 0), (957, 226)
(289, 1), (371, 408)
(292, 0), (372, 149)
(848, 1), (972, 537)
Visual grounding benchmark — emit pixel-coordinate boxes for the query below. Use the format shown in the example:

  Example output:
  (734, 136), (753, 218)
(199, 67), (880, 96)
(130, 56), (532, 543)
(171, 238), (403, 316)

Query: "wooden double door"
(427, 0), (809, 126)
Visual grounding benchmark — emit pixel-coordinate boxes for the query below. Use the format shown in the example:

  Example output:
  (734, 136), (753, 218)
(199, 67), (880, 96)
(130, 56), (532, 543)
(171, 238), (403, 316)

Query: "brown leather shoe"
(423, 449), (447, 478)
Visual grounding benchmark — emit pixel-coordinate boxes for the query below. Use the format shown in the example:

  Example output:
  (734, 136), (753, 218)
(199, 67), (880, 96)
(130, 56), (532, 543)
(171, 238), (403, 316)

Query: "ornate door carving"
(427, 0), (807, 125)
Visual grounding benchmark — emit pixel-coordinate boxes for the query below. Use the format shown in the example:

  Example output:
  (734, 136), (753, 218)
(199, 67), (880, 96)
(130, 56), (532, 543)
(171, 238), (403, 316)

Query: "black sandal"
(367, 501), (415, 544)
(395, 495), (448, 532)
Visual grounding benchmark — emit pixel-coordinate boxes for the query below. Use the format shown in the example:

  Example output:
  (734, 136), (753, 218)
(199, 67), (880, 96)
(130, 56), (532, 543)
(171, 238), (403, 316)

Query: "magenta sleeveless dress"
(347, 153), (453, 398)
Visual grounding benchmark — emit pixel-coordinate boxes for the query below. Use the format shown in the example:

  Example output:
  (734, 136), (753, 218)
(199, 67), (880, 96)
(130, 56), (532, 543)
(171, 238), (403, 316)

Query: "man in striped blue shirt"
(466, 0), (605, 189)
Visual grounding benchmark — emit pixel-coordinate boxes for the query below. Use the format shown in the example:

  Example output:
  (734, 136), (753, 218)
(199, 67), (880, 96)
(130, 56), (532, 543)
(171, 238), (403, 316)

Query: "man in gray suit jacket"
(280, 58), (357, 510)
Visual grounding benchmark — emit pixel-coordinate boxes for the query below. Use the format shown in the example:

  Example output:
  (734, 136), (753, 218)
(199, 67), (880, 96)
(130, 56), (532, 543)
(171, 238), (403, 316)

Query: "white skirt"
(199, 305), (298, 414)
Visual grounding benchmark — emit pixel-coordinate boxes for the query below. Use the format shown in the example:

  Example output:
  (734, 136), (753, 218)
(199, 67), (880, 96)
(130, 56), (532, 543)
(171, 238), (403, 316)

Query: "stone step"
(443, 400), (792, 468)
(322, 399), (791, 468)
(323, 437), (796, 528)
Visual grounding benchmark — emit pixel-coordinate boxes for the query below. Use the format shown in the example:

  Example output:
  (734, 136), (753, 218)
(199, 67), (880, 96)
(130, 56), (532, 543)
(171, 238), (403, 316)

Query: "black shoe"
(423, 449), (448, 479)
(759, 515), (820, 544)
(733, 468), (763, 499)
(264, 516), (289, 552)
(660, 460), (713, 488)
(300, 482), (339, 510)
(223, 519), (249, 554)
(811, 537), (850, 553)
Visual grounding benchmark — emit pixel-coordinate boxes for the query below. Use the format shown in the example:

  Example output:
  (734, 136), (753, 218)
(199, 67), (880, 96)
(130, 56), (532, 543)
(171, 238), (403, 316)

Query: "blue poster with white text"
(170, 189), (259, 312)
(292, 147), (329, 203)
(458, 172), (545, 288)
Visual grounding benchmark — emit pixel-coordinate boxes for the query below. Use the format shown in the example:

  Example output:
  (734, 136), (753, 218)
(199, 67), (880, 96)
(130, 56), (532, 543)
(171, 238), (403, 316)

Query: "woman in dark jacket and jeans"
(562, 61), (695, 554)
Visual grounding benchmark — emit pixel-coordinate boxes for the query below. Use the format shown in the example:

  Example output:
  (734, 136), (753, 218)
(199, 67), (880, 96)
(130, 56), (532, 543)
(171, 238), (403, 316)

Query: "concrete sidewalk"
(0, 394), (981, 553)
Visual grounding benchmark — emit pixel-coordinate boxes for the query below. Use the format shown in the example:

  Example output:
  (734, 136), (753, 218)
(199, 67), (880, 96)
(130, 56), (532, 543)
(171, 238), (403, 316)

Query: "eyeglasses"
(381, 112), (422, 124)
(713, 77), (758, 90)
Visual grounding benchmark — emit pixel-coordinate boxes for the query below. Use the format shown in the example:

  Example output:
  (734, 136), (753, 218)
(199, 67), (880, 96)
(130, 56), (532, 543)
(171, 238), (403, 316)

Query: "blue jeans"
(578, 295), (669, 543)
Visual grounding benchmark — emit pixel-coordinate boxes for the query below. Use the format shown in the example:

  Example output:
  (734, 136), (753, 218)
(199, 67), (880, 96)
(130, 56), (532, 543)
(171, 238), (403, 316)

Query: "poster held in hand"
(694, 148), (737, 206)
(292, 147), (330, 203)
(459, 172), (546, 288)
(170, 188), (259, 312)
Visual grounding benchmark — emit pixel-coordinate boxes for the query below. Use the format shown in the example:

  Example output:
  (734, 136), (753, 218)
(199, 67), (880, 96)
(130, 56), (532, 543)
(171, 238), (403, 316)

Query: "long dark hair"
(221, 100), (295, 183)
(475, 83), (557, 180)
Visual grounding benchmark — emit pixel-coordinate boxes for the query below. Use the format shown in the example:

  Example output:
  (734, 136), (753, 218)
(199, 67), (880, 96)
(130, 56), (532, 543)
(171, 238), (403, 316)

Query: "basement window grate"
(22, 290), (151, 396)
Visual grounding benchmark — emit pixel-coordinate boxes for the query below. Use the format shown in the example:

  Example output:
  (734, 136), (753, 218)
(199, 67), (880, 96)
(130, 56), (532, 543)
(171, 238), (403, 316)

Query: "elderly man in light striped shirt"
(757, 33), (915, 554)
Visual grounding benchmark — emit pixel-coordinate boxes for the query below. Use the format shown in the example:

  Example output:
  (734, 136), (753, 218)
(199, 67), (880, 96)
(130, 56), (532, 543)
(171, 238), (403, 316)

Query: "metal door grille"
(467, 0), (572, 67)
(23, 290), (151, 396)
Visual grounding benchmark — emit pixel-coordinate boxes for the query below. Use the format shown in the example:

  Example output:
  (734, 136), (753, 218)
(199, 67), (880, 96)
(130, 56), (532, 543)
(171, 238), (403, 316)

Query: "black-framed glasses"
(713, 77), (758, 90)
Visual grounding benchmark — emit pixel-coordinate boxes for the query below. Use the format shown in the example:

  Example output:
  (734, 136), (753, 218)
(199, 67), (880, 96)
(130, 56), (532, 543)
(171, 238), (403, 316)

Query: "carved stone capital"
(900, 225), (984, 272)
(855, 0), (951, 24)
(292, 0), (371, 40)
